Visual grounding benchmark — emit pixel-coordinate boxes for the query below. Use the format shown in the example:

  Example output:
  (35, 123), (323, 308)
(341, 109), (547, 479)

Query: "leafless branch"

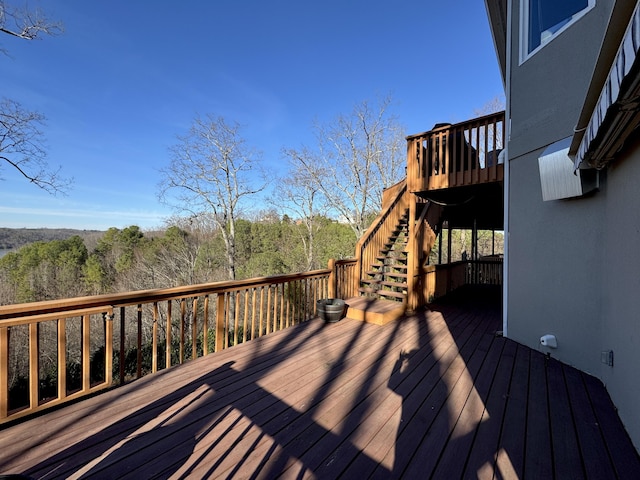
(0, 97), (72, 194)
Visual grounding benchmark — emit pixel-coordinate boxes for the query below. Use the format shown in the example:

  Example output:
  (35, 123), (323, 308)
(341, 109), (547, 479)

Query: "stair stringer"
(354, 179), (410, 304)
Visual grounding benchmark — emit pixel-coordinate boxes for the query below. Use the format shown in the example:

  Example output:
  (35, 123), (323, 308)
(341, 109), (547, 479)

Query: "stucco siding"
(508, 0), (612, 159)
(599, 137), (640, 449)
(507, 148), (604, 373)
(503, 0), (640, 453)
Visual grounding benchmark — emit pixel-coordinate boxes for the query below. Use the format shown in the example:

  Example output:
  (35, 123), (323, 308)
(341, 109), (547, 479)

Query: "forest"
(0, 214), (357, 306)
(0, 218), (502, 306)
(0, 228), (104, 251)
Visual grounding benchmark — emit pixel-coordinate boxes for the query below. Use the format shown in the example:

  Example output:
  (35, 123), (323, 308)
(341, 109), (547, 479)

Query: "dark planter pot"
(317, 298), (346, 323)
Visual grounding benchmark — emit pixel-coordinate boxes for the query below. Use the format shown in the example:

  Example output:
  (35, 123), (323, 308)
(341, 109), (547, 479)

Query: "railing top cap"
(405, 111), (505, 141)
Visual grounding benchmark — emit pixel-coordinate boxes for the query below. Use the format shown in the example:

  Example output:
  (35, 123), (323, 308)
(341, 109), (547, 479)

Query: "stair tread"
(383, 272), (408, 278)
(364, 270), (407, 278)
(386, 264), (408, 269)
(360, 279), (407, 288)
(375, 290), (406, 299)
(376, 255), (407, 261)
(358, 286), (406, 298)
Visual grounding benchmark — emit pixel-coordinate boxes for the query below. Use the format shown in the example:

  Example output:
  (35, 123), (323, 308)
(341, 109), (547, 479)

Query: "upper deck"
(407, 111), (504, 193)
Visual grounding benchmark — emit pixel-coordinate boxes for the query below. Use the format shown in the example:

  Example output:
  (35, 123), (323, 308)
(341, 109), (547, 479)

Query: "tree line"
(0, 215), (357, 305)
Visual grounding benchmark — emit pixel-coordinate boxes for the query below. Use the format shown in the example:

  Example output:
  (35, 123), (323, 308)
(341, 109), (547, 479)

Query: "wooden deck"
(1, 286), (638, 479)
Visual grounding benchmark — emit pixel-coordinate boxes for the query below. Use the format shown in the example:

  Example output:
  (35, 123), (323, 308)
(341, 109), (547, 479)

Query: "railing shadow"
(18, 285), (632, 478)
(8, 284), (635, 478)
(19, 307), (403, 478)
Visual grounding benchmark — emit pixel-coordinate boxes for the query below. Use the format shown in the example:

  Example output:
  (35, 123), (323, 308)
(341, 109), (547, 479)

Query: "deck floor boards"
(1, 286), (639, 479)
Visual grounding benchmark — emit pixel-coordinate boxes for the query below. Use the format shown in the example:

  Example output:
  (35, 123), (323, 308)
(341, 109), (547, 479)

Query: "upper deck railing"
(407, 111), (505, 192)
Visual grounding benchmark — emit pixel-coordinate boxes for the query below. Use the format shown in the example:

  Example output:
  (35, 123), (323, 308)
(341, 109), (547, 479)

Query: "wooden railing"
(330, 258), (358, 299)
(354, 179), (409, 294)
(407, 111), (505, 192)
(0, 260), (355, 424)
(417, 259), (503, 303)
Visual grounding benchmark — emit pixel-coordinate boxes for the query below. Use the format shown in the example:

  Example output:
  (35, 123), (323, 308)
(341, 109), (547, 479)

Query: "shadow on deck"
(1, 286), (638, 478)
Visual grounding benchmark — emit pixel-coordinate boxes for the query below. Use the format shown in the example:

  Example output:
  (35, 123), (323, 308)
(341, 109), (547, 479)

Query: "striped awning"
(575, 1), (640, 169)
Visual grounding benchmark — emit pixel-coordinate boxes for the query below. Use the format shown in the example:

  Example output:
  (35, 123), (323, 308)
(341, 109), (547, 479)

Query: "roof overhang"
(484, 0), (508, 86)
(570, 1), (640, 170)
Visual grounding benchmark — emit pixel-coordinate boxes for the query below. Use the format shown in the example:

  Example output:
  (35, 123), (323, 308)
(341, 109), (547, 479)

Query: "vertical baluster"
(215, 293), (225, 353)
(259, 287), (265, 338)
(29, 322), (38, 409)
(179, 299), (185, 364)
(290, 281), (296, 327)
(272, 285), (278, 332)
(284, 283), (290, 329)
(224, 293), (230, 350)
(266, 287), (272, 335)
(481, 119), (489, 182)
(192, 297), (198, 360)
(82, 314), (90, 392)
(250, 288), (257, 340)
(119, 306), (125, 385)
(136, 306), (142, 378)
(279, 283), (285, 331)
(58, 318), (66, 400)
(233, 292), (240, 346)
(152, 302), (158, 373)
(452, 126), (460, 186)
(166, 300), (172, 369)
(203, 296), (209, 356)
(473, 123), (479, 179)
(1, 326), (9, 419)
(303, 278), (308, 321)
(243, 290), (249, 343)
(105, 310), (113, 386)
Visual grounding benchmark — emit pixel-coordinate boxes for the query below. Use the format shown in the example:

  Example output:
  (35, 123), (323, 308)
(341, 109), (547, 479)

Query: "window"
(521, 0), (594, 62)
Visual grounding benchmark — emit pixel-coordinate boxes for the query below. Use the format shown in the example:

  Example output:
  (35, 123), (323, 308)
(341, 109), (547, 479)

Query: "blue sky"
(1, 0), (503, 230)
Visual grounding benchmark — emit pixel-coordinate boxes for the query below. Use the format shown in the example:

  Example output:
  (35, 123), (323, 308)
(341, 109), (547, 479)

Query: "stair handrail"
(353, 179), (409, 294)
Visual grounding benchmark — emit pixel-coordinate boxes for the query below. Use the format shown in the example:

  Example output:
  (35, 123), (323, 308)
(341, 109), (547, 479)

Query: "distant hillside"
(0, 228), (105, 251)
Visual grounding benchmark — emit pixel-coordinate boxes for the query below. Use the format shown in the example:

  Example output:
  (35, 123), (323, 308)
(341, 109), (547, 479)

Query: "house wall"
(506, 0), (640, 448)
(599, 137), (640, 448)
(506, 0), (612, 371)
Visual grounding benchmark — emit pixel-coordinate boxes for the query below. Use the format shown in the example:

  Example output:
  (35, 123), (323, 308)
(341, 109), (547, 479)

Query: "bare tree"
(1, 2), (68, 193)
(159, 115), (266, 281)
(472, 95), (506, 167)
(0, 0), (62, 52)
(284, 95), (406, 238)
(272, 153), (326, 270)
(0, 98), (71, 194)
(473, 95), (505, 117)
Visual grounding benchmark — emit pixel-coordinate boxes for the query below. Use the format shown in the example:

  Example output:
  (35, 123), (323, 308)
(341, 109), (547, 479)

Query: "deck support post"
(406, 193), (419, 311)
(328, 258), (337, 299)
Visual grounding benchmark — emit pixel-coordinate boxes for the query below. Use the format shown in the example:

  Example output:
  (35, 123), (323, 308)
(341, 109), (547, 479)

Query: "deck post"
(328, 258), (337, 299)
(406, 193), (418, 311)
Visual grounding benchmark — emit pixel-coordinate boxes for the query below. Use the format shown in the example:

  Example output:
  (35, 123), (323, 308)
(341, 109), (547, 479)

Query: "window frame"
(519, 0), (596, 64)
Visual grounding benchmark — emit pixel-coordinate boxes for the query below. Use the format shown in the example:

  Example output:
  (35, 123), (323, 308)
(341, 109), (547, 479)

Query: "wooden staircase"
(346, 187), (444, 325)
(358, 209), (409, 302)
